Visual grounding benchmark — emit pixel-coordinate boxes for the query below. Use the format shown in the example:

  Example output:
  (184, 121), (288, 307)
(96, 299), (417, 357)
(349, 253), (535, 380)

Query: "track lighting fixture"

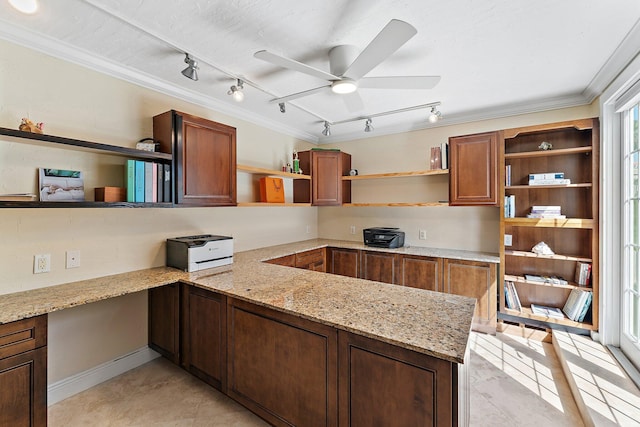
(321, 121), (331, 137)
(364, 118), (374, 132)
(181, 54), (199, 81)
(428, 106), (442, 123)
(279, 102), (286, 113)
(228, 79), (245, 102)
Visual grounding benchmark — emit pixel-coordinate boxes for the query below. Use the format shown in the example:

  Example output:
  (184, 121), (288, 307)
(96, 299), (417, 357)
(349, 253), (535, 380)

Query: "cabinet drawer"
(0, 316), (47, 360)
(295, 249), (325, 268)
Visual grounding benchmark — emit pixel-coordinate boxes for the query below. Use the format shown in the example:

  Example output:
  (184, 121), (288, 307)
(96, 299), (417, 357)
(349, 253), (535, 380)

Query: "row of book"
(524, 274), (569, 286)
(125, 160), (171, 203)
(505, 280), (592, 322)
(504, 195), (515, 218)
(429, 142), (449, 170)
(575, 261), (592, 286)
(527, 205), (566, 219)
(504, 169), (573, 187)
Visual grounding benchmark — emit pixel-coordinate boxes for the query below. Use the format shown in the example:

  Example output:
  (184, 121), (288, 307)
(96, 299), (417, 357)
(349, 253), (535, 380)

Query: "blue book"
(125, 159), (135, 202)
(134, 160), (145, 203)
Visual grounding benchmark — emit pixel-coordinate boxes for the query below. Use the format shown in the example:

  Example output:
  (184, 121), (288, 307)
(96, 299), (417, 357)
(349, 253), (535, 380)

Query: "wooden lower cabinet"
(327, 247), (359, 278)
(148, 283), (180, 364)
(265, 254), (295, 267)
(339, 330), (458, 427)
(0, 315), (47, 427)
(442, 258), (497, 333)
(398, 255), (442, 291)
(295, 248), (325, 271)
(181, 285), (226, 391)
(227, 298), (338, 427)
(360, 251), (398, 284)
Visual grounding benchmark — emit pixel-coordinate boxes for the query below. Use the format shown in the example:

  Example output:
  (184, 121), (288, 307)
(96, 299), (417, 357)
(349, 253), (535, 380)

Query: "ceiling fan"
(254, 19), (440, 112)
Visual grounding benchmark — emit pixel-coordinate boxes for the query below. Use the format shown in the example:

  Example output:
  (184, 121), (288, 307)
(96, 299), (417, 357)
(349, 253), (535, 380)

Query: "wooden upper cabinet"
(153, 110), (237, 206)
(449, 131), (498, 206)
(294, 150), (351, 206)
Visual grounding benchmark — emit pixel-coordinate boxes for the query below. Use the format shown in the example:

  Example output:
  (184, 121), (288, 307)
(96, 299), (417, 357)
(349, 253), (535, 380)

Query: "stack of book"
(575, 262), (592, 286)
(530, 304), (565, 319)
(527, 205), (566, 219)
(528, 172), (571, 186)
(126, 160), (172, 203)
(524, 275), (569, 286)
(0, 193), (37, 202)
(562, 288), (593, 322)
(504, 281), (522, 311)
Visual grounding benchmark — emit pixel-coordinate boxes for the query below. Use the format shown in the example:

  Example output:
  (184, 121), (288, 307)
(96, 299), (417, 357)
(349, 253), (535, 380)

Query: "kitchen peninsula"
(0, 239), (486, 426)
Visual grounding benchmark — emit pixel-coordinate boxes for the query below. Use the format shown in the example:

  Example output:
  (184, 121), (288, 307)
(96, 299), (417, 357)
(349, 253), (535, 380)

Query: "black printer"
(363, 227), (405, 249)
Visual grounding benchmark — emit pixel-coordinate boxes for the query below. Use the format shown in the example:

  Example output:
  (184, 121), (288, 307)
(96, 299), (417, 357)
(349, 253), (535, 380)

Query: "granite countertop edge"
(0, 239), (487, 364)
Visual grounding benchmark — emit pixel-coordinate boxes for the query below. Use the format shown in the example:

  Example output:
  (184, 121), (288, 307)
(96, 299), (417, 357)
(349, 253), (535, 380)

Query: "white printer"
(166, 234), (233, 272)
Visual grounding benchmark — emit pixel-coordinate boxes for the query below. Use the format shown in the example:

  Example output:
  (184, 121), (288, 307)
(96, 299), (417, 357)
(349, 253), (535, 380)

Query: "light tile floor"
(49, 332), (584, 426)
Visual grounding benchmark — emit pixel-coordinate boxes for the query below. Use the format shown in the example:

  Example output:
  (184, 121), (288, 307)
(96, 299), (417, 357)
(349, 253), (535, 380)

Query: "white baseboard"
(48, 346), (161, 406)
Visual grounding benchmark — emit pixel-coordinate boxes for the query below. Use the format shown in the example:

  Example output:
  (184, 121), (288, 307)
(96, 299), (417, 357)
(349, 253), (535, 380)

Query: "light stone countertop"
(0, 239), (488, 364)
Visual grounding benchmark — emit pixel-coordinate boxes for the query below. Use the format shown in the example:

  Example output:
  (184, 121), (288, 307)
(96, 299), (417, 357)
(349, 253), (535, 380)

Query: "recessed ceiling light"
(8, 0), (39, 14)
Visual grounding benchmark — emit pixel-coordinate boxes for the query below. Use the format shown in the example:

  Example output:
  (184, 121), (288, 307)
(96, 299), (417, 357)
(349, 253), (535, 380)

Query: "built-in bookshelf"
(499, 118), (599, 332)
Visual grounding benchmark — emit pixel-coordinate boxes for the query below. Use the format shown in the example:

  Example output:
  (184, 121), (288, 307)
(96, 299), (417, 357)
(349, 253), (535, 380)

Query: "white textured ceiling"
(1, 0), (639, 143)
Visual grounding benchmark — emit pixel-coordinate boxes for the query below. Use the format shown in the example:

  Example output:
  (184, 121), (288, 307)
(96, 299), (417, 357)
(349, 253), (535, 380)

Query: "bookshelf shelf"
(499, 118), (599, 332)
(504, 250), (592, 263)
(504, 146), (592, 159)
(236, 202), (312, 207)
(342, 169), (448, 181)
(342, 202), (449, 207)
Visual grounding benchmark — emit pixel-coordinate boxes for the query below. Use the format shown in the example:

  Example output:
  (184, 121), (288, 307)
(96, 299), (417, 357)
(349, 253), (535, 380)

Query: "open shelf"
(0, 201), (174, 208)
(342, 169), (448, 181)
(0, 127), (172, 161)
(504, 218), (594, 229)
(237, 164), (311, 180)
(502, 306), (594, 330)
(506, 183), (592, 190)
(504, 250), (592, 263)
(236, 202), (312, 207)
(342, 202), (448, 207)
(504, 146), (592, 159)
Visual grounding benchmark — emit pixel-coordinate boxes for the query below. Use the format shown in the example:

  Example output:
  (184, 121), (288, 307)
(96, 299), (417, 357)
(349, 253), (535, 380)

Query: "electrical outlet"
(66, 250), (81, 269)
(34, 254), (51, 274)
(350, 225), (356, 235)
(419, 230), (427, 240)
(504, 234), (513, 246)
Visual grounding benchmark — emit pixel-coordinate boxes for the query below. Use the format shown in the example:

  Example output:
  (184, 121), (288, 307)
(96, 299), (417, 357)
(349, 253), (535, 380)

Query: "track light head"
(228, 79), (245, 102)
(181, 54), (199, 81)
(428, 106), (442, 123)
(321, 121), (331, 137)
(364, 118), (374, 132)
(279, 102), (286, 113)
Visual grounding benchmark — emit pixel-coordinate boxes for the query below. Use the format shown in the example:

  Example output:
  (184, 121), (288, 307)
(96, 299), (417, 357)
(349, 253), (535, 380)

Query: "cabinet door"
(154, 110), (237, 206)
(227, 298), (338, 427)
(399, 255), (442, 291)
(182, 286), (226, 391)
(338, 331), (456, 427)
(327, 247), (359, 278)
(360, 251), (398, 284)
(148, 283), (180, 364)
(449, 131), (498, 206)
(295, 248), (325, 272)
(442, 259), (497, 333)
(0, 347), (47, 427)
(265, 254), (296, 267)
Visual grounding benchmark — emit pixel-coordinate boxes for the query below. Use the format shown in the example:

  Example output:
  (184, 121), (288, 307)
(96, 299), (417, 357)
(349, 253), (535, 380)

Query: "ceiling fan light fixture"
(364, 118), (374, 133)
(321, 121), (331, 137)
(428, 106), (442, 123)
(181, 53), (199, 81)
(228, 79), (245, 102)
(8, 0), (38, 14)
(331, 79), (358, 94)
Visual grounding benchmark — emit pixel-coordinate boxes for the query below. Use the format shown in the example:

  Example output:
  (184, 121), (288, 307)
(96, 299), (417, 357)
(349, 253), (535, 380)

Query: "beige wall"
(319, 103), (600, 252)
(0, 37), (600, 384)
(0, 39), (316, 382)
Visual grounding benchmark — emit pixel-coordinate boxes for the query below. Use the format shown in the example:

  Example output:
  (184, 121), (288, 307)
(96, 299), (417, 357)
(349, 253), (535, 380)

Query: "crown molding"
(0, 19), (320, 144)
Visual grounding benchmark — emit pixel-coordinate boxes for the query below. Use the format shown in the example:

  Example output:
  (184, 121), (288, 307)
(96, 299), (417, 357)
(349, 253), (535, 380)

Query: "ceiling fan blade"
(342, 19), (417, 81)
(269, 85), (331, 104)
(358, 76), (441, 90)
(254, 50), (340, 81)
(342, 92), (365, 113)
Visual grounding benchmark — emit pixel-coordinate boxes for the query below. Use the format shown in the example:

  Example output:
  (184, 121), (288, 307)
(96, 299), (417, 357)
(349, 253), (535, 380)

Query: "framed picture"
(38, 168), (85, 201)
